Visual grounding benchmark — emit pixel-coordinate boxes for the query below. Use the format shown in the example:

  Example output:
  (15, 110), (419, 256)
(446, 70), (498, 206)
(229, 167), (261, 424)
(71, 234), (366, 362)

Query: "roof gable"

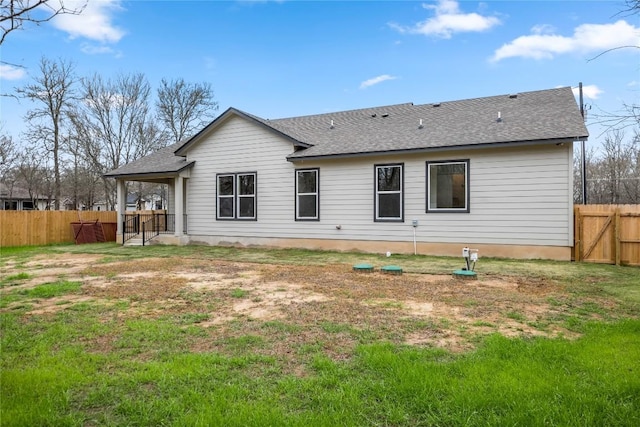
(174, 107), (311, 156)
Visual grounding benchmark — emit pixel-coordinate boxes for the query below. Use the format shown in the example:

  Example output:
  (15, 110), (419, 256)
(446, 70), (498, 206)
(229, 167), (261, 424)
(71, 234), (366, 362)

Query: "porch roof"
(104, 143), (194, 179)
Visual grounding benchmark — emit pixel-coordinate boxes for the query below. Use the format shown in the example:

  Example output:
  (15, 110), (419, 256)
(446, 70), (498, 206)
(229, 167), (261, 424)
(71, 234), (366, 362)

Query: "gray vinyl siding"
(184, 116), (573, 247)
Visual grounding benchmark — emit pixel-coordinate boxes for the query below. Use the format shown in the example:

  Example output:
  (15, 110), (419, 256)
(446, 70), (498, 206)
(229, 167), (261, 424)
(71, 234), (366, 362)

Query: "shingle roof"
(279, 87), (588, 160)
(104, 143), (194, 178)
(106, 87), (588, 177)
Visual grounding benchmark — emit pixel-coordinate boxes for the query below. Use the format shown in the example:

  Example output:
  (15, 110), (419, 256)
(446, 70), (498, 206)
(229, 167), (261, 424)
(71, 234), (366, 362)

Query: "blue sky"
(1, 0), (639, 147)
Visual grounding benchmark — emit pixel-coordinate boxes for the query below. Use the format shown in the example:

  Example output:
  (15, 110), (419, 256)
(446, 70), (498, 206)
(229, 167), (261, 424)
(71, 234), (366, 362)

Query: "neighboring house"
(105, 87), (588, 260)
(91, 201), (109, 212)
(62, 198), (106, 211)
(0, 183), (50, 210)
(125, 193), (165, 211)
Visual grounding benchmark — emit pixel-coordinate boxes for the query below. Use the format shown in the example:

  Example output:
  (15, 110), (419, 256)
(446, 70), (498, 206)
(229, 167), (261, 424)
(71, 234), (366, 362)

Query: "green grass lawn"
(1, 243), (639, 426)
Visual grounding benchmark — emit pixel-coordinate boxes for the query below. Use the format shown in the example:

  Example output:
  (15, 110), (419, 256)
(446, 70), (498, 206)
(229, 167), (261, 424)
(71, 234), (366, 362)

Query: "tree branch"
(0, 0), (87, 45)
(587, 45), (640, 62)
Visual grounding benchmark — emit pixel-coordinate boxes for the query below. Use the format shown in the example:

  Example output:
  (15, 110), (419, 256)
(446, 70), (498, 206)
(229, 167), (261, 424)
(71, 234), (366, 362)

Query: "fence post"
(142, 221), (146, 246)
(615, 208), (621, 266)
(575, 207), (582, 262)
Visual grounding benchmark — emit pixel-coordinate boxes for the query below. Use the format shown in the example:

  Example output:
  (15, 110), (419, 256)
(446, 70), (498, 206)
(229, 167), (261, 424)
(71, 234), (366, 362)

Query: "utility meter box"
(412, 219), (418, 227)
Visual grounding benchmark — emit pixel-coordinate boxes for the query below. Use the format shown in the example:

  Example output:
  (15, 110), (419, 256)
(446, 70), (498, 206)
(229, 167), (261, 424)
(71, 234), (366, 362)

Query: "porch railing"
(142, 216), (159, 245)
(122, 213), (187, 245)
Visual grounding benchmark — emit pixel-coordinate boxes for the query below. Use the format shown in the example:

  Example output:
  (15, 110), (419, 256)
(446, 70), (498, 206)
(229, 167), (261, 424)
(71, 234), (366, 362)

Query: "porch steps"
(124, 237), (144, 246)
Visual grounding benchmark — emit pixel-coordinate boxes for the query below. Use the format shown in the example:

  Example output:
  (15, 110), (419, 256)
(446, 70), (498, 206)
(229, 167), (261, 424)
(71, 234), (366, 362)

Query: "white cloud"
(492, 20), (640, 62)
(80, 43), (115, 55)
(531, 24), (556, 35)
(359, 74), (398, 89)
(571, 85), (603, 99)
(0, 64), (26, 80)
(52, 0), (125, 43)
(389, 0), (501, 39)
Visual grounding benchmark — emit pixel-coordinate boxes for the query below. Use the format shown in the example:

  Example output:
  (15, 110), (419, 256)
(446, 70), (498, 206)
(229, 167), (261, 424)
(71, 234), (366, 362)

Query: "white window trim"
(237, 173), (256, 219)
(426, 160), (470, 213)
(217, 174), (235, 219)
(295, 169), (319, 221)
(375, 163), (403, 222)
(216, 172), (257, 220)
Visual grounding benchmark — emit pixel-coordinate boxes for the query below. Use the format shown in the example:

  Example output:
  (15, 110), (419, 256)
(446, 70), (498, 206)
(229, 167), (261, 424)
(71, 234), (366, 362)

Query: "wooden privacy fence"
(574, 205), (640, 266)
(0, 211), (117, 247)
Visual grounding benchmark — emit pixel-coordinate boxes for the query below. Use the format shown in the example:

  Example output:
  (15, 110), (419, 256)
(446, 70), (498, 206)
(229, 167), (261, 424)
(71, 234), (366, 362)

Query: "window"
(375, 163), (403, 221)
(3, 200), (17, 210)
(426, 160), (469, 213)
(22, 201), (34, 210)
(216, 172), (256, 220)
(296, 169), (319, 220)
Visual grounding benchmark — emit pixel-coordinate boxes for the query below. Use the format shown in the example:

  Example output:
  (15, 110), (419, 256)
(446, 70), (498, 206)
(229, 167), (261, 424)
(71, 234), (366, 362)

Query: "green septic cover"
(353, 263), (374, 271)
(381, 265), (403, 273)
(453, 269), (477, 276)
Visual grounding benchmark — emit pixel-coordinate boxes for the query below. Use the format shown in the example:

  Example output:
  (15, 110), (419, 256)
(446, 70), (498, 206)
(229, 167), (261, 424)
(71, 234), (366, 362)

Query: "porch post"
(174, 175), (184, 237)
(116, 179), (126, 242)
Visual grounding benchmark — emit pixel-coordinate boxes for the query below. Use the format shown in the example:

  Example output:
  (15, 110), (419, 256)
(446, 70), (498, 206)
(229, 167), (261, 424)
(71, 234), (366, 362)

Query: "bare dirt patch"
(0, 253), (593, 357)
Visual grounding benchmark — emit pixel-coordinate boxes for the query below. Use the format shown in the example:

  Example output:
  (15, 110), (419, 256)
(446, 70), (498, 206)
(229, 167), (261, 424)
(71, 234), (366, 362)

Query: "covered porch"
(103, 143), (195, 245)
(114, 172), (190, 245)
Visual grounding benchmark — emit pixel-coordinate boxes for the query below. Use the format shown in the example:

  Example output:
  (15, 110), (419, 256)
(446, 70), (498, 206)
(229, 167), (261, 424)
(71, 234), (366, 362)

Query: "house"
(122, 194), (165, 211)
(0, 183), (51, 210)
(105, 87), (589, 260)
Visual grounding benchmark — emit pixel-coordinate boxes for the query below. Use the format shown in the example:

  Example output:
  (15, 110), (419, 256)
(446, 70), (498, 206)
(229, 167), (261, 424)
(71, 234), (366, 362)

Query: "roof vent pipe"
(496, 112), (502, 123)
(418, 119), (424, 129)
(330, 119), (334, 129)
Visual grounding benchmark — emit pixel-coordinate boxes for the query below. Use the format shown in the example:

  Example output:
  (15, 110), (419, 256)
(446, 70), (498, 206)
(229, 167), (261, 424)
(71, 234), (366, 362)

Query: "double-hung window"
(375, 163), (403, 221)
(295, 169), (319, 221)
(426, 160), (469, 213)
(217, 172), (257, 220)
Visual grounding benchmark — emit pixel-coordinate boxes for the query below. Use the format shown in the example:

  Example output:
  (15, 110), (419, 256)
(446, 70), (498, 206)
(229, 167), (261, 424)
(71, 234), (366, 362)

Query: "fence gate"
(574, 205), (640, 266)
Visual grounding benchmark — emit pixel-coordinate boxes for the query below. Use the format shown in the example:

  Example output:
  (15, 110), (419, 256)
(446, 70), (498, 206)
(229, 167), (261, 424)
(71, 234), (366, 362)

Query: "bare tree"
(156, 78), (218, 143)
(0, 128), (19, 204)
(0, 127), (18, 180)
(69, 72), (168, 209)
(0, 0), (86, 45)
(583, 130), (640, 204)
(63, 129), (104, 210)
(61, 162), (102, 210)
(17, 56), (76, 210)
(14, 143), (52, 209)
(621, 130), (640, 202)
(590, 102), (640, 136)
(573, 144), (596, 203)
(587, 0), (639, 134)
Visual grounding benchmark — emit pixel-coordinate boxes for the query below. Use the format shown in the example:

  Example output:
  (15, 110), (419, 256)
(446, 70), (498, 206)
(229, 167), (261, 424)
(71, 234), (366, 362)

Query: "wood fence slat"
(573, 207), (584, 261)
(0, 211), (117, 247)
(583, 215), (613, 260)
(574, 204), (640, 266)
(615, 208), (621, 266)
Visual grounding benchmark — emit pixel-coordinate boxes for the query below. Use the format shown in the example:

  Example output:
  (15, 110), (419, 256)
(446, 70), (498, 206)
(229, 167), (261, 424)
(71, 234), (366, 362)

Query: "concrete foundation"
(142, 234), (572, 261)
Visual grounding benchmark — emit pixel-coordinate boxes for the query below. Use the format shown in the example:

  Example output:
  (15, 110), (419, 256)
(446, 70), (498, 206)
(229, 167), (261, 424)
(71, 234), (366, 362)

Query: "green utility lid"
(353, 263), (374, 272)
(453, 269), (477, 280)
(381, 265), (403, 275)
